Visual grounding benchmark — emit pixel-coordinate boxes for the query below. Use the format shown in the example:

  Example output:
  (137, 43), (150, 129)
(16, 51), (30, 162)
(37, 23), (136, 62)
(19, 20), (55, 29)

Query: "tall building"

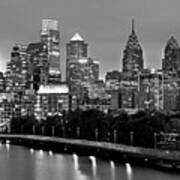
(66, 33), (99, 104)
(122, 19), (144, 79)
(26, 42), (49, 91)
(138, 69), (163, 111)
(66, 33), (88, 60)
(162, 36), (180, 72)
(40, 19), (61, 83)
(67, 57), (99, 102)
(66, 33), (88, 82)
(0, 72), (5, 92)
(5, 44), (28, 92)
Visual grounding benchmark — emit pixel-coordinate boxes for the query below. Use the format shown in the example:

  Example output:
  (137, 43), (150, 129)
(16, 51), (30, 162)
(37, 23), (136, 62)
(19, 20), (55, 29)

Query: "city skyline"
(0, 0), (180, 79)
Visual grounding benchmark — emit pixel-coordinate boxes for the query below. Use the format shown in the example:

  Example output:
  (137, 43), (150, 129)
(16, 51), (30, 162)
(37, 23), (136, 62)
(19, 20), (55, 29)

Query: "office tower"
(162, 36), (180, 73)
(67, 33), (88, 59)
(40, 19), (61, 83)
(66, 33), (88, 82)
(138, 69), (163, 111)
(0, 72), (5, 92)
(5, 44), (28, 92)
(66, 33), (99, 104)
(26, 42), (49, 91)
(67, 57), (99, 102)
(122, 19), (144, 79)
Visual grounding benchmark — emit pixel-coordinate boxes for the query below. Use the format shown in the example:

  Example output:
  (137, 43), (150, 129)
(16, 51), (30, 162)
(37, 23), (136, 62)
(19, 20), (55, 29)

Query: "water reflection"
(73, 153), (79, 170)
(30, 148), (34, 154)
(89, 156), (97, 177)
(39, 149), (44, 157)
(0, 145), (179, 180)
(126, 163), (133, 180)
(48, 150), (53, 156)
(5, 143), (10, 151)
(110, 161), (115, 180)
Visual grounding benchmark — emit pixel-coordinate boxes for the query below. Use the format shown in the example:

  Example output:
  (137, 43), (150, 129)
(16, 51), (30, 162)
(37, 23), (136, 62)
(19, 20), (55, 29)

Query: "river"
(0, 144), (179, 180)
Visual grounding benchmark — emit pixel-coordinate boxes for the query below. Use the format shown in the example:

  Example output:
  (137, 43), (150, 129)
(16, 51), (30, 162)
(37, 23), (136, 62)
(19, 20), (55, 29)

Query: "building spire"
(132, 18), (135, 34)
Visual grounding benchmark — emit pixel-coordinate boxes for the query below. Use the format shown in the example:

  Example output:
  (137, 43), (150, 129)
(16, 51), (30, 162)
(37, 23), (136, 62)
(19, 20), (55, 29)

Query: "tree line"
(10, 109), (180, 148)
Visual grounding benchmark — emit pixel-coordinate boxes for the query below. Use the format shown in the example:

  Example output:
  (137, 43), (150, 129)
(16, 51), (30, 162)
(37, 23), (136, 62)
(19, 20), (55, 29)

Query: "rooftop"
(71, 33), (84, 41)
(38, 84), (69, 94)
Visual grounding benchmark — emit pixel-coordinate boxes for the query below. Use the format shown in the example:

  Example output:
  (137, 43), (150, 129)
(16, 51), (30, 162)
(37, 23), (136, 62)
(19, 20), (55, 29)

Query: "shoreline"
(0, 134), (180, 173)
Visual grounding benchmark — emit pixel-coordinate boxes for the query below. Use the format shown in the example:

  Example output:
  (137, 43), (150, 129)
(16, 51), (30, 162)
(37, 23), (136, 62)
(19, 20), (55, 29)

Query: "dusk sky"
(0, 0), (180, 79)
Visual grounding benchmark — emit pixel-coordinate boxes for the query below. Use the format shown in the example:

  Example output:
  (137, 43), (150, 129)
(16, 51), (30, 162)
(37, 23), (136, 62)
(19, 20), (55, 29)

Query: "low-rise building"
(138, 69), (163, 111)
(163, 71), (180, 111)
(0, 93), (13, 131)
(105, 71), (121, 91)
(35, 84), (69, 120)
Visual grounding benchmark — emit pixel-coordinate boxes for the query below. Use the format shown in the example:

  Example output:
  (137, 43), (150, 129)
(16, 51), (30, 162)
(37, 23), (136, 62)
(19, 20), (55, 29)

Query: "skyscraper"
(26, 42), (49, 91)
(40, 19), (61, 83)
(122, 19), (144, 79)
(66, 33), (88, 60)
(66, 33), (88, 83)
(162, 36), (180, 72)
(5, 44), (28, 92)
(66, 33), (99, 104)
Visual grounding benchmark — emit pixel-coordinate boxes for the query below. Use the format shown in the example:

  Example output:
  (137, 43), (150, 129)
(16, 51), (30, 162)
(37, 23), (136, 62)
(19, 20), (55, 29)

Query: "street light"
(130, 131), (134, 146)
(154, 132), (157, 149)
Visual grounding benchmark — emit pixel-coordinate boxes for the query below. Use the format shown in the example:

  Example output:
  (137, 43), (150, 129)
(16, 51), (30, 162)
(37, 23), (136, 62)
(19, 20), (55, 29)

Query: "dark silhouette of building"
(122, 19), (144, 79)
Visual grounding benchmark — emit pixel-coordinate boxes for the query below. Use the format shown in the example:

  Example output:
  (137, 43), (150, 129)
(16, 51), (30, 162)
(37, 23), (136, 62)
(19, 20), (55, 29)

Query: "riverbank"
(0, 134), (180, 172)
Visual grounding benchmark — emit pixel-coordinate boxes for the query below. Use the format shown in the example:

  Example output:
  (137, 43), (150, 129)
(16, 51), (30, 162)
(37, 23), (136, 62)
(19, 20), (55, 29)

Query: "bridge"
(0, 134), (180, 169)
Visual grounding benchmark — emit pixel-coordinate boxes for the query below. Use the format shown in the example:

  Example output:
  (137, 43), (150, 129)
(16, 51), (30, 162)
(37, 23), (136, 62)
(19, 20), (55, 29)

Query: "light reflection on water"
(126, 163), (133, 180)
(73, 153), (79, 170)
(110, 160), (115, 180)
(89, 156), (97, 177)
(48, 150), (53, 156)
(0, 145), (179, 180)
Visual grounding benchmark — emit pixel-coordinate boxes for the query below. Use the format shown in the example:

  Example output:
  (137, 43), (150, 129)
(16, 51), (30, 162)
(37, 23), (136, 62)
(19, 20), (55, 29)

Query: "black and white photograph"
(0, 0), (180, 179)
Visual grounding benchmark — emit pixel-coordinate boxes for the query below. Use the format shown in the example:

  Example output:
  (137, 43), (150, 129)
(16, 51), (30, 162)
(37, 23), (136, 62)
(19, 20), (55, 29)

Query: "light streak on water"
(110, 160), (115, 169)
(5, 143), (10, 151)
(110, 160), (115, 180)
(39, 149), (44, 156)
(125, 163), (133, 180)
(30, 148), (34, 154)
(89, 156), (97, 177)
(49, 150), (53, 156)
(72, 153), (79, 170)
